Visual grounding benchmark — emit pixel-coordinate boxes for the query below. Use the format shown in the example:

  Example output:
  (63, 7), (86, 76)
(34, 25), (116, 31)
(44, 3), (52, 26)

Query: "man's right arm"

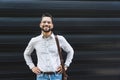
(23, 38), (35, 69)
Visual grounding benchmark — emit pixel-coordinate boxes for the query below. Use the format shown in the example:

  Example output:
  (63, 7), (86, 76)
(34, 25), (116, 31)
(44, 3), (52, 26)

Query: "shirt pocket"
(48, 44), (58, 55)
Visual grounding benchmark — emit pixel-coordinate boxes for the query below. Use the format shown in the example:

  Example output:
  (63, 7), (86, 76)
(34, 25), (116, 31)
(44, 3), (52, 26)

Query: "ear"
(39, 23), (42, 28)
(51, 23), (54, 29)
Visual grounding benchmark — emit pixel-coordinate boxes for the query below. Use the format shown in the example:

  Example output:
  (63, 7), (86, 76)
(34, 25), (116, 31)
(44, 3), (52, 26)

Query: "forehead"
(41, 17), (52, 22)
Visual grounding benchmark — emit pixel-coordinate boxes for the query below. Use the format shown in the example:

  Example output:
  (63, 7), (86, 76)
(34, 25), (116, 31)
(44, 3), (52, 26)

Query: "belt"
(41, 71), (58, 74)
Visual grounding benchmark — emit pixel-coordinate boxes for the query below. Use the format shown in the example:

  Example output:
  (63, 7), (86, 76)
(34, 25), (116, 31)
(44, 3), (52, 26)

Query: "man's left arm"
(59, 36), (74, 68)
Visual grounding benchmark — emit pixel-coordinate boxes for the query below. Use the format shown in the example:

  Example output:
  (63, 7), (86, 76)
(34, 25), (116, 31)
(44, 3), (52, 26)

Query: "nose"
(45, 22), (49, 25)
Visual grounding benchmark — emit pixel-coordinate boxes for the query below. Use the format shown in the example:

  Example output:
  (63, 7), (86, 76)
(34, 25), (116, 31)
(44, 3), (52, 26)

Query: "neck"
(42, 31), (52, 38)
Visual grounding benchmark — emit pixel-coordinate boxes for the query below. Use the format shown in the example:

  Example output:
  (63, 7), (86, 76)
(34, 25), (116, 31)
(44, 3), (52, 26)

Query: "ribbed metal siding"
(0, 1), (120, 80)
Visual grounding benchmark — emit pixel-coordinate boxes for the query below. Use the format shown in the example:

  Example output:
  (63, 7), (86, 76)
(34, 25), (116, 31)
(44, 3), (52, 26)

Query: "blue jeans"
(36, 73), (62, 80)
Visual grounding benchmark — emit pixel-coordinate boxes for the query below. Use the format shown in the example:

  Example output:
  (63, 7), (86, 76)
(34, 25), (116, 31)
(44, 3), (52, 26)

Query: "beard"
(41, 26), (53, 32)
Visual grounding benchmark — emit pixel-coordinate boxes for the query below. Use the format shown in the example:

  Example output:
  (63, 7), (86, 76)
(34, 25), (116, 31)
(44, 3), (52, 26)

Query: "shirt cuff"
(64, 64), (69, 68)
(29, 63), (35, 69)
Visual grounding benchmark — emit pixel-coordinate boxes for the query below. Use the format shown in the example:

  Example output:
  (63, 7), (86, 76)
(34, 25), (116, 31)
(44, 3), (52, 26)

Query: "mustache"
(43, 26), (50, 28)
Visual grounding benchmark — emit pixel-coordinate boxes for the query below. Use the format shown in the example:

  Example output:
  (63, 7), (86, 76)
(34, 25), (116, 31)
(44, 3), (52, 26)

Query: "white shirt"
(24, 33), (74, 72)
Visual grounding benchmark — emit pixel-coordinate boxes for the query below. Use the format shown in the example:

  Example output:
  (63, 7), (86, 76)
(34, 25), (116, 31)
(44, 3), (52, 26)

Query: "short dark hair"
(41, 13), (53, 21)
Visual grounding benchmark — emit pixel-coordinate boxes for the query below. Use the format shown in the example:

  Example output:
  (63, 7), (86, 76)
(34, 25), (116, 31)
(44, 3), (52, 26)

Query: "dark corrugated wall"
(0, 0), (120, 80)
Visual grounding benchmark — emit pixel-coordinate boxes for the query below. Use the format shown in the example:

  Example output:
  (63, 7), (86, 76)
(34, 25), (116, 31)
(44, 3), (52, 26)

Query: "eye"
(47, 21), (51, 24)
(42, 21), (51, 24)
(43, 21), (46, 23)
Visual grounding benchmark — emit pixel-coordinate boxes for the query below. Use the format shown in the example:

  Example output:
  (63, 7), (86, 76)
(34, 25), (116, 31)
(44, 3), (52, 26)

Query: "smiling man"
(24, 13), (74, 80)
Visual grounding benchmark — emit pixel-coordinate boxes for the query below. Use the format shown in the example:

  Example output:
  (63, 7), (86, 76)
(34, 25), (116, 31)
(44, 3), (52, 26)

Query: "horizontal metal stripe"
(0, 1), (120, 10)
(0, 18), (120, 26)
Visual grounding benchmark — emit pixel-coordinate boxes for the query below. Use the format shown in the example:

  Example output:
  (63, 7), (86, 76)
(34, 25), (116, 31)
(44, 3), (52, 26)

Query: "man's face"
(40, 17), (53, 32)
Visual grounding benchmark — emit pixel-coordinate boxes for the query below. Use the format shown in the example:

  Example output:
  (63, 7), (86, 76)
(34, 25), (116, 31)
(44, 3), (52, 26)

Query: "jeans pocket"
(55, 73), (62, 79)
(37, 73), (44, 78)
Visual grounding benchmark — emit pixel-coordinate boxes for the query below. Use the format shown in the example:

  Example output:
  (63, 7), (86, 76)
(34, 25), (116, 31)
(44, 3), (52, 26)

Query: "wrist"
(64, 64), (68, 68)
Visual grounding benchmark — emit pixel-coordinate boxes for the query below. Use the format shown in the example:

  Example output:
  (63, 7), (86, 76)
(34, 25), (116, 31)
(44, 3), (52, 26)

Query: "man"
(24, 13), (74, 80)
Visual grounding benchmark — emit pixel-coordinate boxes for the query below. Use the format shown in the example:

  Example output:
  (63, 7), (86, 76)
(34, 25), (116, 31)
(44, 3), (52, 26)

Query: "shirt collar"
(41, 33), (55, 39)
